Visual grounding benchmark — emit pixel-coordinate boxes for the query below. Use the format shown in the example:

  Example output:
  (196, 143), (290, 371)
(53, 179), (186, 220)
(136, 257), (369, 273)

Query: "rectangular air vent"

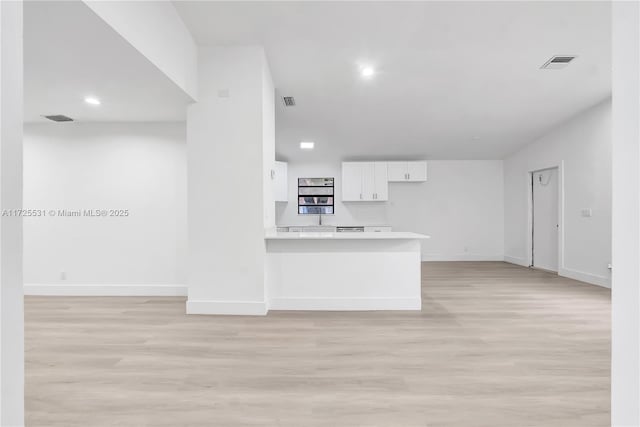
(43, 115), (74, 122)
(541, 55), (577, 70)
(282, 96), (296, 107)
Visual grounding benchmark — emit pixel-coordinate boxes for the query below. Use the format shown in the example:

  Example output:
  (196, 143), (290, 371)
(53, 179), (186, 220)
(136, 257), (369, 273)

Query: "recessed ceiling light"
(300, 141), (315, 150)
(361, 67), (375, 77)
(84, 96), (101, 105)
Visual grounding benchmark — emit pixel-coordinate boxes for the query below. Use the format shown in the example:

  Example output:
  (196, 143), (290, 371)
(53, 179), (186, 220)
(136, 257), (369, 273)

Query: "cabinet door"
(273, 161), (288, 202)
(360, 162), (376, 201)
(373, 162), (388, 200)
(407, 161), (427, 182)
(364, 226), (392, 232)
(387, 162), (407, 182)
(342, 162), (363, 201)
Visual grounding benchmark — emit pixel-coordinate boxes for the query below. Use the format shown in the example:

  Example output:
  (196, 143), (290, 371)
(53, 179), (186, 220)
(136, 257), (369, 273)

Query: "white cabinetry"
(387, 161), (427, 182)
(342, 162), (363, 201)
(364, 226), (393, 232)
(342, 162), (388, 201)
(273, 161), (288, 202)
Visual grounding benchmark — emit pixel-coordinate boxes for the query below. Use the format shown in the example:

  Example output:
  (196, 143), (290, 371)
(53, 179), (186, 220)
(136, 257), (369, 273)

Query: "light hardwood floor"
(25, 262), (611, 427)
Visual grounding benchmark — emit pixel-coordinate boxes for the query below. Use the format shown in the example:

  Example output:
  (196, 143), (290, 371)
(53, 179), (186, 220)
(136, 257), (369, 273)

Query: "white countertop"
(277, 224), (392, 228)
(265, 231), (430, 240)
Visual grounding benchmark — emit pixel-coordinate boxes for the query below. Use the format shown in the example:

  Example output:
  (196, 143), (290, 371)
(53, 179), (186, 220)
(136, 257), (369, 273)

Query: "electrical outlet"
(581, 208), (593, 217)
(60, 271), (66, 281)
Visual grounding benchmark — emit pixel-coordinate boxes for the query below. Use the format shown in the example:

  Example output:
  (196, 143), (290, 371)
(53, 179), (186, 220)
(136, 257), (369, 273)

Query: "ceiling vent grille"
(43, 115), (74, 122)
(541, 55), (577, 70)
(282, 96), (296, 107)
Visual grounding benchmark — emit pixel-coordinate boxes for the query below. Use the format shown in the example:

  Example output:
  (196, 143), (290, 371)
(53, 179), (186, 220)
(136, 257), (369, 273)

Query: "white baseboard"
(502, 258), (611, 288)
(24, 283), (187, 296)
(503, 255), (530, 267)
(422, 254), (504, 262)
(559, 267), (611, 288)
(186, 299), (268, 315)
(268, 297), (422, 311)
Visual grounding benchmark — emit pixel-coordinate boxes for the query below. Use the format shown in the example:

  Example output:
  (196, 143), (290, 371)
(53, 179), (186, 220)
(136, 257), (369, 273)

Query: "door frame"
(526, 162), (564, 272)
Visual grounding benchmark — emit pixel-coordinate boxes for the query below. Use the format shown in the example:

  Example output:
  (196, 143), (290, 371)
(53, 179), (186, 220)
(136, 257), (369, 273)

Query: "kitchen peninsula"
(265, 231), (429, 311)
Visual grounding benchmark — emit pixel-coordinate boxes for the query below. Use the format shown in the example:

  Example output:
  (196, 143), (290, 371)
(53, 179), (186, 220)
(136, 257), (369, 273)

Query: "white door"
(360, 162), (376, 200)
(387, 162), (407, 182)
(532, 168), (559, 272)
(407, 161), (427, 181)
(341, 162), (363, 201)
(374, 162), (388, 200)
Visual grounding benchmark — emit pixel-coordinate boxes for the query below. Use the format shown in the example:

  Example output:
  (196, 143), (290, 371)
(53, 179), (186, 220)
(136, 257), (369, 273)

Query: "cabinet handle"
(405, 173), (408, 180)
(374, 193), (377, 199)
(408, 173), (411, 180)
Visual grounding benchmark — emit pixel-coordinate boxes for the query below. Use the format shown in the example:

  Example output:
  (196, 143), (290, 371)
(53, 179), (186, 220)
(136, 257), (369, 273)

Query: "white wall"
(0, 0), (24, 424)
(84, 0), (198, 100)
(23, 122), (187, 293)
(187, 46), (274, 315)
(262, 56), (276, 229)
(504, 99), (612, 287)
(276, 160), (504, 261)
(611, 1), (640, 424)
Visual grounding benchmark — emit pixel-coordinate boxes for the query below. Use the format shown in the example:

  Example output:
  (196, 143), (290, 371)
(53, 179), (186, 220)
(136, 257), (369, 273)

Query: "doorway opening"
(530, 167), (560, 272)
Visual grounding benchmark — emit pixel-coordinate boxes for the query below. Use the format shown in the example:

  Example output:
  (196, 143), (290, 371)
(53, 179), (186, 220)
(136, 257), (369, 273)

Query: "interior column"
(0, 0), (24, 424)
(612, 2), (640, 425)
(186, 46), (275, 315)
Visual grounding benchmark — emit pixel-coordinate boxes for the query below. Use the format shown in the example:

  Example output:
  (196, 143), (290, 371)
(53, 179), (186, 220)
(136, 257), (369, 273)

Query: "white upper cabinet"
(342, 162), (363, 201)
(273, 161), (288, 202)
(387, 162), (407, 181)
(407, 161), (427, 181)
(386, 161), (427, 182)
(342, 162), (388, 201)
(373, 162), (389, 200)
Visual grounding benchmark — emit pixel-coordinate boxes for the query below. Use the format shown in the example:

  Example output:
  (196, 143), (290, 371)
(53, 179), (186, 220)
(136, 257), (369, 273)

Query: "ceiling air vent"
(541, 55), (577, 70)
(43, 114), (74, 122)
(282, 96), (296, 107)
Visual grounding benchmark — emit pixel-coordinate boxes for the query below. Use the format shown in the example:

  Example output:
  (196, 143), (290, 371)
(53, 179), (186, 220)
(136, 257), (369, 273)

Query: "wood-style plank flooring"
(25, 262), (611, 427)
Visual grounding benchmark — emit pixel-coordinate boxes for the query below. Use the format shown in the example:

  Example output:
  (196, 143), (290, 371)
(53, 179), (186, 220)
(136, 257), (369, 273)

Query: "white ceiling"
(175, 1), (611, 160)
(24, 1), (192, 123)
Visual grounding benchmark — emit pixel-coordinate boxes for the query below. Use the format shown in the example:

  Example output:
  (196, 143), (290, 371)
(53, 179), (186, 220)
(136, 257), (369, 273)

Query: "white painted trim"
(559, 268), (611, 289)
(269, 297), (421, 311)
(422, 254), (504, 262)
(24, 283), (187, 296)
(502, 259), (611, 288)
(186, 300), (268, 315)
(504, 255), (529, 267)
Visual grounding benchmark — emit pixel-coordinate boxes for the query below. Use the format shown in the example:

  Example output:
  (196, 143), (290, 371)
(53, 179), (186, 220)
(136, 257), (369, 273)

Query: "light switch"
(581, 208), (592, 217)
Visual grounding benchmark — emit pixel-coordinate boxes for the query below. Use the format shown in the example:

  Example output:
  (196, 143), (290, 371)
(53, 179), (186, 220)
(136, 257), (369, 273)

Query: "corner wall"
(23, 122), (187, 296)
(504, 99), (612, 287)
